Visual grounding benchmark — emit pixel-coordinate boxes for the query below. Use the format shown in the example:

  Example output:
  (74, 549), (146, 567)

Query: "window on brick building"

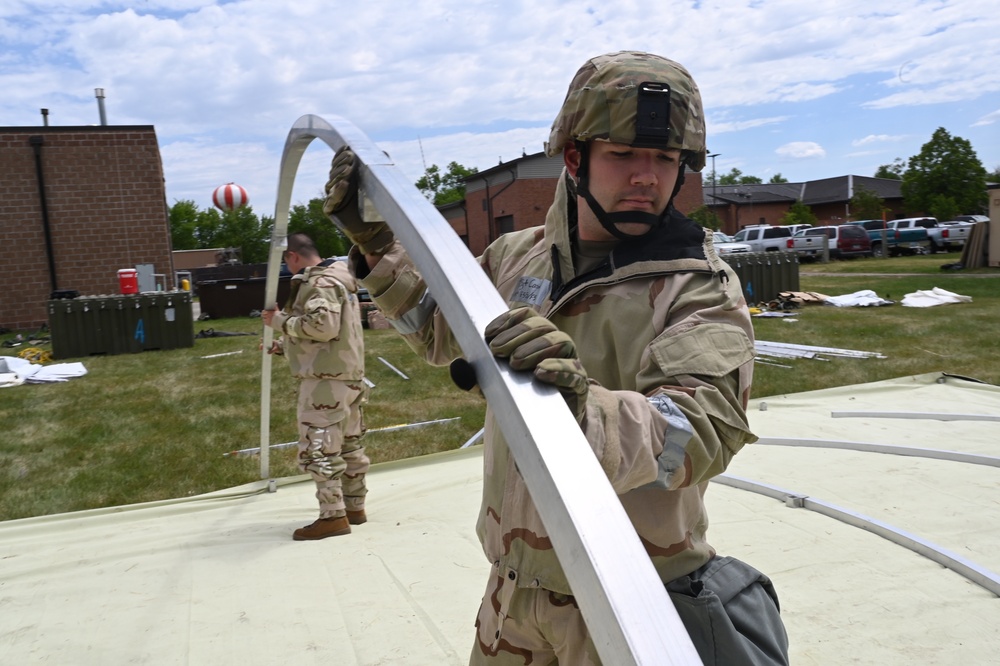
(497, 215), (514, 235)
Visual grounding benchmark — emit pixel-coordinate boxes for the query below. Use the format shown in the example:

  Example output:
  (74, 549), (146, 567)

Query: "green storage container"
(721, 252), (800, 305)
(48, 292), (194, 359)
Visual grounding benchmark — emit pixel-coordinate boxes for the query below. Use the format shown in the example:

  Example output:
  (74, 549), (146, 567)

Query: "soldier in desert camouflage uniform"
(263, 232), (369, 541)
(324, 52), (788, 663)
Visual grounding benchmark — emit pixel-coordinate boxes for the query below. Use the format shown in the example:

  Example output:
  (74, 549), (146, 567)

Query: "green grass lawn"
(750, 250), (1000, 397)
(0, 319), (485, 521)
(2, 251), (998, 521)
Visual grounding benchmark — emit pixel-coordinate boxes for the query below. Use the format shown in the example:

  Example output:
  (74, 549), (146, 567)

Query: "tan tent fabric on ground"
(1, 373), (997, 664)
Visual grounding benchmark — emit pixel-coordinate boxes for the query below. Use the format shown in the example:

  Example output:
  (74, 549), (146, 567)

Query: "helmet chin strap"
(574, 141), (686, 241)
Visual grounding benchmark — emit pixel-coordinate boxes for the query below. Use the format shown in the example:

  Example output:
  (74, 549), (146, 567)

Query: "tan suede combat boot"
(292, 516), (351, 540)
(346, 509), (367, 525)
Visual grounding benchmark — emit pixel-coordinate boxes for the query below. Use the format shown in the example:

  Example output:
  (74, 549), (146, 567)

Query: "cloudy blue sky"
(3, 0), (998, 217)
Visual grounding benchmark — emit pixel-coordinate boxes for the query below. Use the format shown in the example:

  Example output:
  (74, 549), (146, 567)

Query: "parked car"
(890, 217), (972, 253)
(782, 224), (813, 236)
(788, 224), (872, 260)
(954, 214), (990, 224)
(847, 219), (929, 257)
(711, 231), (752, 255)
(731, 225), (793, 252)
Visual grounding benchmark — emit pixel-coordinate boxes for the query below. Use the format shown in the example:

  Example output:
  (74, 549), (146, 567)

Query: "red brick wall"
(672, 170), (704, 218)
(722, 202), (795, 233)
(810, 200), (909, 223)
(172, 248), (226, 270)
(0, 126), (173, 331)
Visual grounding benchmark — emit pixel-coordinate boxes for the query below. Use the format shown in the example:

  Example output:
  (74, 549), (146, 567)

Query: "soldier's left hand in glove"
(485, 307), (589, 423)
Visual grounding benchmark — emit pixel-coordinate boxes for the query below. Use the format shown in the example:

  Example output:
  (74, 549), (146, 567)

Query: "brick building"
(440, 151), (909, 251)
(0, 125), (173, 331)
(452, 151), (704, 255)
(706, 176), (907, 235)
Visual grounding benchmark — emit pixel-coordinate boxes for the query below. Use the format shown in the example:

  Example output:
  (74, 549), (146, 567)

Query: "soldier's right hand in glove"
(322, 145), (395, 255)
(485, 307), (589, 423)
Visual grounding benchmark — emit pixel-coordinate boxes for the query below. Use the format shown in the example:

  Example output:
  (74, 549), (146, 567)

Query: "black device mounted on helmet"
(634, 82), (672, 148)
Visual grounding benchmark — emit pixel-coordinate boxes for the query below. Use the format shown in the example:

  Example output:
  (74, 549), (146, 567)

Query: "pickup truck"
(787, 224), (872, 260)
(847, 219), (929, 257)
(954, 214), (990, 224)
(890, 217), (972, 253)
(731, 225), (793, 252)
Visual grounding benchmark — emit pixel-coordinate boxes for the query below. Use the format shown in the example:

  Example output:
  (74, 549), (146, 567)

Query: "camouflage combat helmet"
(544, 51), (707, 241)
(545, 51), (706, 171)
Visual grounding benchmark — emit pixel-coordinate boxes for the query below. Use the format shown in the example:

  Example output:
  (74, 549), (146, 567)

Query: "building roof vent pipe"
(95, 88), (108, 126)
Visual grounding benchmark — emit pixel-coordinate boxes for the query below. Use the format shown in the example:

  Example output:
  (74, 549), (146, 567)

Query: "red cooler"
(118, 268), (139, 295)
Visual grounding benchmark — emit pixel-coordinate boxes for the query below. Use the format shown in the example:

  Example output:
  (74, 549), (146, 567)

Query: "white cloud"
(845, 150), (885, 158)
(852, 134), (908, 146)
(972, 109), (1000, 127)
(776, 142), (827, 159)
(709, 116), (790, 135)
(3, 0), (998, 211)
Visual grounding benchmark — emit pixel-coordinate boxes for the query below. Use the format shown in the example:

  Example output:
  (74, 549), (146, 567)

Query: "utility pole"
(708, 153), (720, 228)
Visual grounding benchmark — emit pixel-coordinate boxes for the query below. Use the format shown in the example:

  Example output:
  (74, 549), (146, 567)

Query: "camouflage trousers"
(469, 556), (789, 665)
(297, 378), (369, 520)
(469, 564), (600, 665)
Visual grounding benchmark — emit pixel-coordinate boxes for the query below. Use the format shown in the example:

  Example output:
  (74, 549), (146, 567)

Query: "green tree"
(718, 168), (741, 185)
(779, 201), (817, 227)
(768, 173), (788, 184)
(926, 194), (960, 222)
(191, 207), (224, 248)
(167, 201), (272, 264)
(874, 158), (906, 180)
(210, 206), (271, 264)
(688, 205), (721, 231)
(850, 186), (886, 221)
(288, 198), (350, 258)
(987, 165), (1000, 183)
(902, 128), (987, 215)
(169, 199), (200, 250)
(718, 168), (762, 185)
(416, 161), (478, 205)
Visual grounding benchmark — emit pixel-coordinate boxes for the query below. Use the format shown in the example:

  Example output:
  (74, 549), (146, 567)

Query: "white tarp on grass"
(823, 289), (894, 307)
(0, 354), (87, 387)
(901, 286), (973, 307)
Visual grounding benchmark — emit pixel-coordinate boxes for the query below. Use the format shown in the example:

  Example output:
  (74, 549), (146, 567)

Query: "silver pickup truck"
(731, 225), (793, 252)
(890, 217), (972, 253)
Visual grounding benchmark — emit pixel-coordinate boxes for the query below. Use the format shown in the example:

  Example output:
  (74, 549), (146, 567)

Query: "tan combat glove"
(322, 146), (395, 255)
(485, 307), (590, 423)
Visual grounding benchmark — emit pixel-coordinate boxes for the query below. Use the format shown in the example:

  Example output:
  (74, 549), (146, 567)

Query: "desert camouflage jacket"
(356, 170), (756, 594)
(270, 260), (365, 382)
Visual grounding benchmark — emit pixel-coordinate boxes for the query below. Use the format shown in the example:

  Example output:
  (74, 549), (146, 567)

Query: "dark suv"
(789, 224), (872, 259)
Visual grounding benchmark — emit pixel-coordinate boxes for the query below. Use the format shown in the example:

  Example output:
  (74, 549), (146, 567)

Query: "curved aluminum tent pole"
(716, 474), (1000, 597)
(259, 114), (701, 665)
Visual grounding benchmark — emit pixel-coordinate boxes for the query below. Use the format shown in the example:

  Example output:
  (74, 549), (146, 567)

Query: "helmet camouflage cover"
(545, 51), (707, 171)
